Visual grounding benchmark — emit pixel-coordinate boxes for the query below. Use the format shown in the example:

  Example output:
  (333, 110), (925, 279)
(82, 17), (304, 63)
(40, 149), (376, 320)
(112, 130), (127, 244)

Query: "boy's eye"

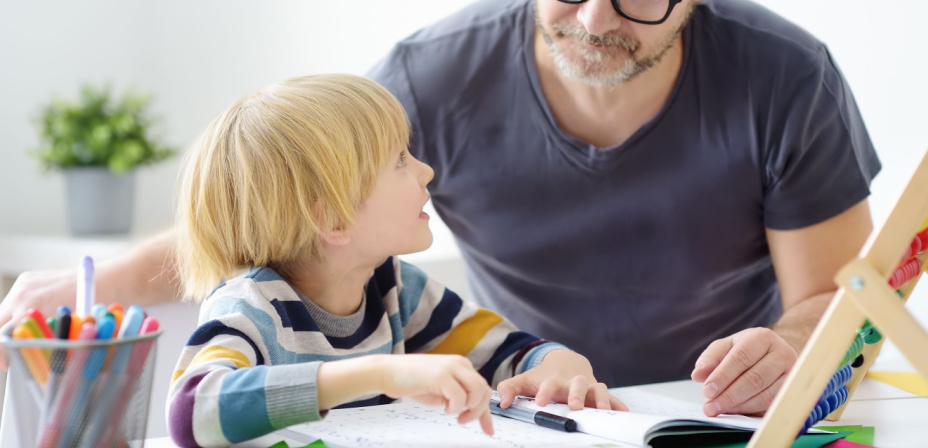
(397, 151), (408, 168)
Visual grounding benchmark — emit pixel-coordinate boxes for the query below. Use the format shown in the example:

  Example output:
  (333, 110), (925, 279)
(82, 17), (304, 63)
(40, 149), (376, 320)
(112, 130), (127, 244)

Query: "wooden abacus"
(747, 148), (928, 448)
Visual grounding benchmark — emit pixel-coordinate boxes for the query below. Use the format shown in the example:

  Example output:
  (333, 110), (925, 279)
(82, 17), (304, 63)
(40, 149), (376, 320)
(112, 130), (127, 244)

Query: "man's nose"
(576, 0), (624, 37)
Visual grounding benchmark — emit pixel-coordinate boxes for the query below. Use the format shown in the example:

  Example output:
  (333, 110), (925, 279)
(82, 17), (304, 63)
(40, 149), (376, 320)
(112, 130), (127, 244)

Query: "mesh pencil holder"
(1, 328), (161, 448)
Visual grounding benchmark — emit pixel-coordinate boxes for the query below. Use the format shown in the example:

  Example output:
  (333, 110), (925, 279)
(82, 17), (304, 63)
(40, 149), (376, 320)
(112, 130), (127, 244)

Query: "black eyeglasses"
(556, 0), (683, 25)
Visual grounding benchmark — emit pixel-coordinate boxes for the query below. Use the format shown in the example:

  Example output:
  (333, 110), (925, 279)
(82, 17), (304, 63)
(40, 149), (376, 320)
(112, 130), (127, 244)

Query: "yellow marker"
(13, 325), (49, 384)
(110, 310), (123, 336)
(20, 317), (45, 338)
(20, 317), (51, 362)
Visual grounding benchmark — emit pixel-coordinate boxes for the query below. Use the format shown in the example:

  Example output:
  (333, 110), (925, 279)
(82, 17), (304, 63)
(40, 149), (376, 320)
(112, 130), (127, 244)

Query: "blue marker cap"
(96, 314), (116, 340)
(91, 303), (108, 323)
(118, 306), (145, 339)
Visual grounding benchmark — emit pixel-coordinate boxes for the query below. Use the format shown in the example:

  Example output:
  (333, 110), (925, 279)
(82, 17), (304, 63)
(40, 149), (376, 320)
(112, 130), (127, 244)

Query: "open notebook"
(278, 387), (778, 448)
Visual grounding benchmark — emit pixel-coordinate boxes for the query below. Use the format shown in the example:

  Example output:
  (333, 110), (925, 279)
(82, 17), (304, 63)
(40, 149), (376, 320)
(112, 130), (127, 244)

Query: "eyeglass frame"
(555, 0), (684, 25)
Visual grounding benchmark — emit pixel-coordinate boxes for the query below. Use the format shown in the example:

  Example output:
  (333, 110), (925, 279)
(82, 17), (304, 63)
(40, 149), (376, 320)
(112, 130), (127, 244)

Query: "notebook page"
(614, 387), (764, 428)
(506, 388), (763, 445)
(280, 399), (635, 448)
(612, 388), (827, 434)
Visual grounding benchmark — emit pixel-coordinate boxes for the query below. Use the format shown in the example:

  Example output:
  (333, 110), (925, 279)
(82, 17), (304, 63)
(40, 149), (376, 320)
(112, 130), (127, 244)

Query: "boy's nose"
(419, 160), (435, 186)
(422, 163), (435, 186)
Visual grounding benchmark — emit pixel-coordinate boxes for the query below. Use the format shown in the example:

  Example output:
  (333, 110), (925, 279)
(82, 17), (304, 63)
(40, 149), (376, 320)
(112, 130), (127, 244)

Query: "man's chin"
(557, 60), (637, 86)
(555, 49), (632, 77)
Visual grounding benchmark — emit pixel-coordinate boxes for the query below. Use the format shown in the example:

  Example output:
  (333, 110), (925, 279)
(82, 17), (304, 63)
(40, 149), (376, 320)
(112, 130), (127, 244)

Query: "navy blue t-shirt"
(367, 0), (880, 386)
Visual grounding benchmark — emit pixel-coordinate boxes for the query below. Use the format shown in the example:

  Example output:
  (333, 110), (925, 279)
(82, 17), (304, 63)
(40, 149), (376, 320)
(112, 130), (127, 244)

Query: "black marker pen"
(489, 398), (578, 432)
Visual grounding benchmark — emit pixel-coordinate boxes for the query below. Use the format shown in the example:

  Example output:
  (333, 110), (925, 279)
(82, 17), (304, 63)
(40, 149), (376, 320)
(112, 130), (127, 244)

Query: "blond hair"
(175, 74), (410, 300)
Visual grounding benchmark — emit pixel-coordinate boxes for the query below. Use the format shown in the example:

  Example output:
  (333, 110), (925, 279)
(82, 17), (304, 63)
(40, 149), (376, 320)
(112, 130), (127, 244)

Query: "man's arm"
(691, 199), (873, 416)
(0, 231), (180, 367)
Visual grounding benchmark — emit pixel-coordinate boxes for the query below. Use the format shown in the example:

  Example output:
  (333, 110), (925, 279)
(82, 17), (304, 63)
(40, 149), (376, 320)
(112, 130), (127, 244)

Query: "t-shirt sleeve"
(762, 45), (881, 230)
(166, 299), (324, 447)
(366, 45), (429, 166)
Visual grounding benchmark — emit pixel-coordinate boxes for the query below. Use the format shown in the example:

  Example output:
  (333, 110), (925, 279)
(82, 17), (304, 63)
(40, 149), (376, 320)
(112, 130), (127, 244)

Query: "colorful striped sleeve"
(166, 298), (324, 448)
(395, 259), (568, 387)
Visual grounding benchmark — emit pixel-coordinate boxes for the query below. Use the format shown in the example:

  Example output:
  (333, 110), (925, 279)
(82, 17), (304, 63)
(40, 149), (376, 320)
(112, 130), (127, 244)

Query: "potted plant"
(33, 84), (175, 235)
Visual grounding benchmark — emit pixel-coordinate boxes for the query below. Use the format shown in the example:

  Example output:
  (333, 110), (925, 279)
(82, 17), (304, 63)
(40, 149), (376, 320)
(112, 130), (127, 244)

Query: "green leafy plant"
(33, 84), (175, 173)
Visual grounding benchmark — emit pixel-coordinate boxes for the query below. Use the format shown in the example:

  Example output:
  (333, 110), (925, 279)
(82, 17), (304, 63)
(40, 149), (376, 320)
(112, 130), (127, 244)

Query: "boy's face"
(348, 146), (435, 259)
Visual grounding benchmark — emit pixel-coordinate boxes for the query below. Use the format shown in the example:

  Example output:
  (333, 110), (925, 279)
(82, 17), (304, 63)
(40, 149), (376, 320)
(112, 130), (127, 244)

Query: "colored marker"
(68, 315), (83, 341)
(99, 312), (117, 339)
(489, 398), (577, 433)
(20, 316), (52, 362)
(20, 316), (49, 339)
(12, 323), (49, 384)
(109, 309), (123, 333)
(24, 308), (55, 339)
(90, 303), (107, 324)
(106, 303), (124, 314)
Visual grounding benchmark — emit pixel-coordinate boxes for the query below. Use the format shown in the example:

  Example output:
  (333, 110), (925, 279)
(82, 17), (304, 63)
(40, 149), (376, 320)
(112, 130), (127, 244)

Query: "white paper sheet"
(279, 399), (632, 448)
(279, 387), (769, 447)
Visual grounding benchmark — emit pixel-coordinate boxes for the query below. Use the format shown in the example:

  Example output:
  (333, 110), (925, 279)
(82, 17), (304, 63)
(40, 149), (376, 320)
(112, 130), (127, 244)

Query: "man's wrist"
(770, 326), (804, 355)
(771, 292), (835, 354)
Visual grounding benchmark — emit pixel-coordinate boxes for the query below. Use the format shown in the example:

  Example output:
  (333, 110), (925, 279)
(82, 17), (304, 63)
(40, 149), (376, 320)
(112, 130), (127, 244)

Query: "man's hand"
(497, 349), (627, 412)
(0, 269), (79, 369)
(691, 327), (798, 417)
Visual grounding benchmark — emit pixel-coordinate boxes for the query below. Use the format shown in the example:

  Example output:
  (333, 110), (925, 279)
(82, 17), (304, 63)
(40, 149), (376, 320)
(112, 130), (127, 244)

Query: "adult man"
(2, 0), (878, 417)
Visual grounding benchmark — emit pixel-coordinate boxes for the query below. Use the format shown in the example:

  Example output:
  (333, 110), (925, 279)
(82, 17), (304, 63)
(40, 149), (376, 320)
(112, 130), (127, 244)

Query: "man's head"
(175, 74), (413, 300)
(535, 0), (696, 86)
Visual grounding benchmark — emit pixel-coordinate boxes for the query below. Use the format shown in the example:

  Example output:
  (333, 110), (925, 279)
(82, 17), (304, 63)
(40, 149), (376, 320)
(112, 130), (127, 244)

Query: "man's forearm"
(770, 291), (835, 354)
(98, 230), (181, 306)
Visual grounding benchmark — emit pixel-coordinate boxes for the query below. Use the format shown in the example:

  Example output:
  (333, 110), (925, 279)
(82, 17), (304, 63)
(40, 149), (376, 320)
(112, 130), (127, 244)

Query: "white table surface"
(145, 377), (927, 448)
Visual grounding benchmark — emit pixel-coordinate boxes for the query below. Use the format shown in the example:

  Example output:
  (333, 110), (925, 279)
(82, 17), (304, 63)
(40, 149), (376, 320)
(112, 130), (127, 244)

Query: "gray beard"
(536, 8), (691, 87)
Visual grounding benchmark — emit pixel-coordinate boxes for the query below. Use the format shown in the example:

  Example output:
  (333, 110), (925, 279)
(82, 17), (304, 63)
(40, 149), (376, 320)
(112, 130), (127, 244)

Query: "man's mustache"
(551, 23), (640, 53)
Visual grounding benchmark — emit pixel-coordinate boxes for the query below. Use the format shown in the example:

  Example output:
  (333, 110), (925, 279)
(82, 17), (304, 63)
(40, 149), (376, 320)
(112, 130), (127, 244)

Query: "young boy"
(167, 74), (624, 447)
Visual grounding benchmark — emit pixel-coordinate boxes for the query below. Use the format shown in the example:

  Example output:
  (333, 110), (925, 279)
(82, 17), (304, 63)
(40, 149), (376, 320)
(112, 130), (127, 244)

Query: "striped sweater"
(166, 257), (566, 447)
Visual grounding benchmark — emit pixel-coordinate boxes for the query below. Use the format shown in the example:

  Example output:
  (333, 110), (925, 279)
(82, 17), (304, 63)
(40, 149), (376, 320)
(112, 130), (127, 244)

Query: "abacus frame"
(747, 148), (928, 448)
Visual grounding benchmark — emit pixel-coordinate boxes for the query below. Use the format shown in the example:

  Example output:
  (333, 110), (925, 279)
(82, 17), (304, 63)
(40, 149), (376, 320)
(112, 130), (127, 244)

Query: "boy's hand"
(381, 354), (494, 435)
(496, 350), (628, 411)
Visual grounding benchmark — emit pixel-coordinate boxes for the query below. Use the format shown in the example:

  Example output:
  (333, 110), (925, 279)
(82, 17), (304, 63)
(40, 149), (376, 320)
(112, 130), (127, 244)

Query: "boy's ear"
(313, 199), (351, 246)
(314, 200), (351, 246)
(321, 227), (351, 246)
